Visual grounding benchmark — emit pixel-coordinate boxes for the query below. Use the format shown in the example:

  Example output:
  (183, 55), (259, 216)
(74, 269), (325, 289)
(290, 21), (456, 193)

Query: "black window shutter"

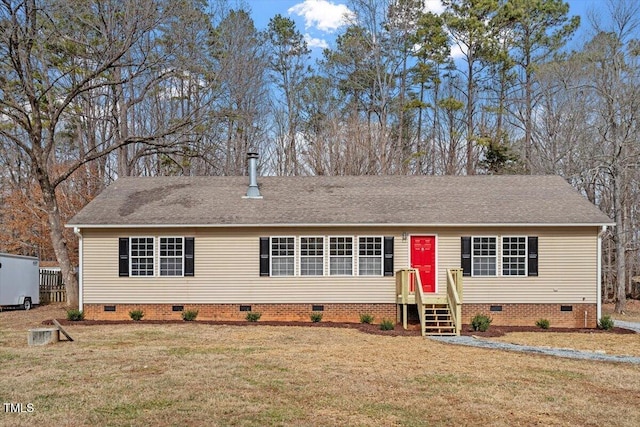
(528, 236), (538, 276)
(184, 237), (195, 276)
(259, 237), (270, 276)
(119, 238), (129, 277)
(461, 236), (471, 277)
(383, 236), (394, 276)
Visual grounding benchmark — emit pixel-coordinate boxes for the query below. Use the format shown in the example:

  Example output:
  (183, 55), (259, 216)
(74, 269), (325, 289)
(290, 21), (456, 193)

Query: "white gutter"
(597, 225), (607, 322)
(74, 227), (83, 312)
(66, 222), (616, 229)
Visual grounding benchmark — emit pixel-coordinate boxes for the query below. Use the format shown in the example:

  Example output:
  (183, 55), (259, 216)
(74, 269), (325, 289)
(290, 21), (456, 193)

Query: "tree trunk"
(40, 178), (79, 308)
(612, 172), (626, 313)
(524, 54), (533, 173)
(466, 59), (474, 175)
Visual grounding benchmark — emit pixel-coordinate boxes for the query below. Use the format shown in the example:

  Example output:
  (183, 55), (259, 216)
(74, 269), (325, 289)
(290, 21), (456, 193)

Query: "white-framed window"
(329, 236), (353, 275)
(358, 236), (383, 276)
(130, 237), (155, 276)
(160, 237), (184, 276)
(502, 236), (527, 276)
(472, 236), (497, 276)
(271, 237), (295, 276)
(300, 237), (324, 276)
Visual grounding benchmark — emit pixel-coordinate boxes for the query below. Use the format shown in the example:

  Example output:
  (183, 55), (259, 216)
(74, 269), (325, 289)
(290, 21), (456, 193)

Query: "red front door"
(411, 236), (436, 293)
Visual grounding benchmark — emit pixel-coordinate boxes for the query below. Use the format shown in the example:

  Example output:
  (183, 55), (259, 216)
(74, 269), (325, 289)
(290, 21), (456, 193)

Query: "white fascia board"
(66, 222), (615, 229)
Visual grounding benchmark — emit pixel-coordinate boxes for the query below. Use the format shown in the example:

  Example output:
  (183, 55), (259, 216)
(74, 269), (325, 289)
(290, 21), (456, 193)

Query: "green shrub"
(245, 312), (261, 322)
(360, 313), (375, 324)
(379, 319), (395, 331)
(181, 309), (199, 321)
(66, 309), (84, 321)
(535, 318), (550, 329)
(129, 309), (144, 321)
(310, 312), (323, 323)
(598, 315), (615, 330)
(471, 313), (492, 332)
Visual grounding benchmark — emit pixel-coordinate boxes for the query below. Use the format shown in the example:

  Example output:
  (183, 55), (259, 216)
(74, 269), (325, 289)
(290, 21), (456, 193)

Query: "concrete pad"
(28, 328), (59, 346)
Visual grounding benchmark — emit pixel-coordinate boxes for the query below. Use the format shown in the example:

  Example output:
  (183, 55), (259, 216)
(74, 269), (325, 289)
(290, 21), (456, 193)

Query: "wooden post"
(454, 268), (463, 301)
(53, 319), (74, 342)
(403, 303), (407, 330)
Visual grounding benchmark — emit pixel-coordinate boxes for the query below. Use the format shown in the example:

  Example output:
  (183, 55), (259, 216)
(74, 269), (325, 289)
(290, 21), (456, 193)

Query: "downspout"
(74, 227), (83, 312)
(597, 225), (607, 323)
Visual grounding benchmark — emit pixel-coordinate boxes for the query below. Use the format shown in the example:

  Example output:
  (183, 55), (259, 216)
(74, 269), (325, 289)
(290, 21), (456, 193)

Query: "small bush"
(245, 312), (261, 322)
(535, 318), (550, 329)
(181, 309), (199, 321)
(360, 313), (375, 324)
(129, 309), (144, 321)
(310, 312), (323, 323)
(379, 319), (395, 331)
(66, 309), (84, 321)
(471, 313), (492, 332)
(598, 315), (615, 330)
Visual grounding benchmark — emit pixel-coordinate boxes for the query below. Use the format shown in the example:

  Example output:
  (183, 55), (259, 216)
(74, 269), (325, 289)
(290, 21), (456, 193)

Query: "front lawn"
(0, 304), (638, 426)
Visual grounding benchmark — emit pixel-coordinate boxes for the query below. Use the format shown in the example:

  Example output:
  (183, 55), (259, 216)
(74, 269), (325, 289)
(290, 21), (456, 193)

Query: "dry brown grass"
(603, 299), (640, 323)
(1, 304), (639, 426)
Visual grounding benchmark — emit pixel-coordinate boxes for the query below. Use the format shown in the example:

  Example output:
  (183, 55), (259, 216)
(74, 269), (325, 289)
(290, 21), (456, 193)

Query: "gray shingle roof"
(67, 175), (613, 227)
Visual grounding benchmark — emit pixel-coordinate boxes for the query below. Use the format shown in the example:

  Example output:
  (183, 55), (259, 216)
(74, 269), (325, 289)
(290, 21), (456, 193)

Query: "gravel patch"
(431, 331), (640, 365)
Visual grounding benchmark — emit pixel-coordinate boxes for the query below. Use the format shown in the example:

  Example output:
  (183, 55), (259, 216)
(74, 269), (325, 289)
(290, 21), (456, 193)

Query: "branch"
(51, 117), (194, 188)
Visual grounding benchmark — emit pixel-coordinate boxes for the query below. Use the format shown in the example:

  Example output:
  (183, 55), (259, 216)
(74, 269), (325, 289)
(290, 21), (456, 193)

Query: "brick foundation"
(83, 303), (397, 324)
(83, 302), (597, 328)
(462, 303), (598, 328)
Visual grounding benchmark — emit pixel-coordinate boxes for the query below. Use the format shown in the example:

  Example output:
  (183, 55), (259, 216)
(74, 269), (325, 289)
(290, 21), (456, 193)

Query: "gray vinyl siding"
(81, 226), (599, 305)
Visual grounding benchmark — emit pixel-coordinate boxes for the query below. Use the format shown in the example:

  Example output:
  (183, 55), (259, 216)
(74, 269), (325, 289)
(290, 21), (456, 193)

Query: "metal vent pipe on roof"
(245, 152), (262, 198)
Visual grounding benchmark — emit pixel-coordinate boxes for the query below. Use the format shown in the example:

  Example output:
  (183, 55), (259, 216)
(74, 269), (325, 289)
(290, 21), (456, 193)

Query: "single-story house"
(67, 154), (613, 332)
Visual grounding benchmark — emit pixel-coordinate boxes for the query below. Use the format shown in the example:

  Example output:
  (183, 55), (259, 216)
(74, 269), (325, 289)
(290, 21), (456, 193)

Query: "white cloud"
(450, 43), (465, 59)
(304, 33), (329, 49)
(424, 0), (446, 15)
(288, 0), (355, 32)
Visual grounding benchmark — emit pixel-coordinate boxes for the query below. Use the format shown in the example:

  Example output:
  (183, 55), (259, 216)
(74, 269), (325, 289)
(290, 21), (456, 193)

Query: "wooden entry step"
(423, 304), (456, 336)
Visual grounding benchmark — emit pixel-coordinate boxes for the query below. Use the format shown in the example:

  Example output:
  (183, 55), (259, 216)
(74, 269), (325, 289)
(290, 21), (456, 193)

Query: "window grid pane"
(472, 237), (496, 276)
(301, 257), (323, 275)
(301, 237), (324, 276)
(160, 237), (183, 276)
(358, 237), (382, 276)
(330, 256), (352, 275)
(131, 238), (154, 276)
(502, 237), (527, 276)
(359, 257), (382, 276)
(330, 237), (353, 275)
(271, 237), (295, 276)
(271, 257), (294, 276)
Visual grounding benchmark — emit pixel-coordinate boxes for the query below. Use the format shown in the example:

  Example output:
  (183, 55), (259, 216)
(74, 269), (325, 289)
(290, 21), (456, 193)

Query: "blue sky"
(243, 0), (608, 52)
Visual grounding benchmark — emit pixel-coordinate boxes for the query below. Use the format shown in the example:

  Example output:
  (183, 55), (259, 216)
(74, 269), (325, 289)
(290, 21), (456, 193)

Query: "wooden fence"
(39, 270), (66, 303)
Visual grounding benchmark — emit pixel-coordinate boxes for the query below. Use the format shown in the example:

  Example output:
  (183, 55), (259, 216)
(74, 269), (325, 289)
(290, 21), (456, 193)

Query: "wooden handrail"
(446, 268), (463, 335)
(413, 270), (426, 337)
(396, 268), (463, 336)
